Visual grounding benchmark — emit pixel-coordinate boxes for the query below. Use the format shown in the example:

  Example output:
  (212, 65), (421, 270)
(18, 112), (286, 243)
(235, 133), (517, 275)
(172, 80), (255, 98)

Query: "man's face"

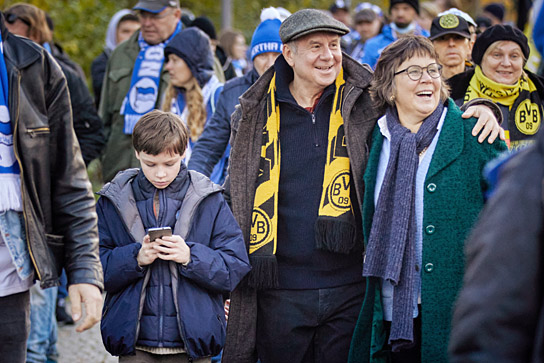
(391, 3), (417, 28)
(253, 52), (281, 76)
(432, 34), (472, 68)
(138, 7), (181, 45)
(283, 32), (342, 93)
(355, 19), (381, 41)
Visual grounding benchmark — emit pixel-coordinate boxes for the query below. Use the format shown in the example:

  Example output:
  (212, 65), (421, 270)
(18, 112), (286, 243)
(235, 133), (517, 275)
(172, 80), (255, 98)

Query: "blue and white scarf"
(121, 21), (182, 134)
(0, 30), (22, 212)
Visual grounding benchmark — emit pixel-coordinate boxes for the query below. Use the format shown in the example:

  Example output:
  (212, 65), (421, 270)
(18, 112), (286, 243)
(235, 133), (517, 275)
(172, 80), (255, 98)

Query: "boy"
(97, 110), (250, 362)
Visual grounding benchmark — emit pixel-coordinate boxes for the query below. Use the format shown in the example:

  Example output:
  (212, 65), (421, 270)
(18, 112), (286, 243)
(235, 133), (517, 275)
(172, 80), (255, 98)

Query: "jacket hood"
(164, 27), (214, 88)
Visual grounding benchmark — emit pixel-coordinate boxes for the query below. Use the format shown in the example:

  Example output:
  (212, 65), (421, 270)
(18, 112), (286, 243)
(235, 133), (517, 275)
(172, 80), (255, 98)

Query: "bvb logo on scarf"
(250, 69), (352, 257)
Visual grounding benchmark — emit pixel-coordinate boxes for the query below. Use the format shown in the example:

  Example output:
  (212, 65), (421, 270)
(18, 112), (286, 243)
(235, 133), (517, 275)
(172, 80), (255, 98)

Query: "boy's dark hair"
(132, 110), (188, 156)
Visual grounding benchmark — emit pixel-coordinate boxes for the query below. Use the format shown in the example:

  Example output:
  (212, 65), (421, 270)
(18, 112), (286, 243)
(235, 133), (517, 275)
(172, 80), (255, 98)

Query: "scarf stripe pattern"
(121, 21), (182, 134)
(247, 69), (353, 289)
(0, 30), (22, 212)
(465, 66), (541, 148)
(363, 102), (444, 351)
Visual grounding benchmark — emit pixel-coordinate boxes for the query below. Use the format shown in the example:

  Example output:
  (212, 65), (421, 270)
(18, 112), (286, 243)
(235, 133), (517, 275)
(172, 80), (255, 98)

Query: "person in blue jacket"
(188, 10), (284, 177)
(361, 0), (429, 69)
(97, 110), (251, 362)
(161, 27), (226, 184)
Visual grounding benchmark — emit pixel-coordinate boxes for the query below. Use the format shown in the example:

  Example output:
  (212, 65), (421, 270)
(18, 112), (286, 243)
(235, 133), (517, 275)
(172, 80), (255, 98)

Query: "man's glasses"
(394, 63), (442, 81)
(5, 13), (31, 27)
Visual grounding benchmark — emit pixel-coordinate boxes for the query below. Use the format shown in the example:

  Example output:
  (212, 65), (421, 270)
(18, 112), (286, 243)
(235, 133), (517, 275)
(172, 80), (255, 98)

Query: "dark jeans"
(256, 281), (365, 363)
(0, 291), (31, 363)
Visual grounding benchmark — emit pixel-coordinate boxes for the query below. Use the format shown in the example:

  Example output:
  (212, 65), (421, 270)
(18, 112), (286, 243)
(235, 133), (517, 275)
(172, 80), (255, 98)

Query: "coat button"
(425, 225), (435, 235)
(424, 263), (434, 273)
(427, 183), (437, 192)
(415, 264), (420, 272)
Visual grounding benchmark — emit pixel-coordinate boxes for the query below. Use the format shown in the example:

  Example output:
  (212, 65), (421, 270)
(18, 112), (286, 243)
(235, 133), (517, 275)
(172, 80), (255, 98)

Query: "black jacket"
(1, 13), (103, 290)
(449, 130), (544, 362)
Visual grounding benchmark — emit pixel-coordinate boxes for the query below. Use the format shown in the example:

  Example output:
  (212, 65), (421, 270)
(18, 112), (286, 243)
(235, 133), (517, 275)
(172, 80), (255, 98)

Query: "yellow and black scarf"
(247, 69), (357, 289)
(465, 66), (542, 148)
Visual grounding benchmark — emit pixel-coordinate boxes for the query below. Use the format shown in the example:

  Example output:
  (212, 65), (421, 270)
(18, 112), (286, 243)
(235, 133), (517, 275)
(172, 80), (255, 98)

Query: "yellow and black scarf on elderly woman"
(247, 68), (357, 289)
(464, 65), (542, 148)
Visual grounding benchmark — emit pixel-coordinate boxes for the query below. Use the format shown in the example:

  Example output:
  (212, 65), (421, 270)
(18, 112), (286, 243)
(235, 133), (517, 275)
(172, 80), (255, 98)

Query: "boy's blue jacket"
(97, 166), (251, 358)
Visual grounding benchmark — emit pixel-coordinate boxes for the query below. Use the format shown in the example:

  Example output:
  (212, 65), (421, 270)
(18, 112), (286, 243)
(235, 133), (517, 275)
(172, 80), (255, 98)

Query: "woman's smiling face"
(481, 41), (524, 85)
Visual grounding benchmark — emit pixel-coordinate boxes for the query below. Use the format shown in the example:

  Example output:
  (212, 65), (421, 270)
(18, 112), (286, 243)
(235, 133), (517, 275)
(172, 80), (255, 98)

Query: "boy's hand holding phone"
(154, 235), (191, 265)
(137, 234), (159, 267)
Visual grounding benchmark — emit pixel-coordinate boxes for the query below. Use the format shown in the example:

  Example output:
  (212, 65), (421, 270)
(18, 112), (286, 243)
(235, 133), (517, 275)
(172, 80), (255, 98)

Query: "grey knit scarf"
(363, 102), (444, 351)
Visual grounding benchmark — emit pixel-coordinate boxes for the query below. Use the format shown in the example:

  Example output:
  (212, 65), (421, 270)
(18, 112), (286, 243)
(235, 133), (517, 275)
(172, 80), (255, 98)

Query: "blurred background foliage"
(1, 0), (339, 81)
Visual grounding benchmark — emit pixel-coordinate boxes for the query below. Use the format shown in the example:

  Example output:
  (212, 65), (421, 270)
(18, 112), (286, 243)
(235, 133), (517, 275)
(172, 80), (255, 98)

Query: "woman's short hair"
(4, 3), (52, 44)
(370, 35), (450, 113)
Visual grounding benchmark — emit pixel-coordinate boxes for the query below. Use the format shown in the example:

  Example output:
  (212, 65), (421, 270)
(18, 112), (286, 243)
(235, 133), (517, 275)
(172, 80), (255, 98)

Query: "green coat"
(98, 31), (171, 182)
(348, 99), (507, 363)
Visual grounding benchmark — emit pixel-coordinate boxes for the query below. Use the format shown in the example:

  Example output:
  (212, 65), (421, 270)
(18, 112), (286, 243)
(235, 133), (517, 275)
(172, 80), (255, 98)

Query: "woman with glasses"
(449, 25), (544, 150)
(348, 36), (506, 363)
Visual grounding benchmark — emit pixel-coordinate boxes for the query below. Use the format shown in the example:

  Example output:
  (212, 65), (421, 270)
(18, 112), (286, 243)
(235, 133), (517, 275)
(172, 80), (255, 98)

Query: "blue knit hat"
(250, 18), (282, 61)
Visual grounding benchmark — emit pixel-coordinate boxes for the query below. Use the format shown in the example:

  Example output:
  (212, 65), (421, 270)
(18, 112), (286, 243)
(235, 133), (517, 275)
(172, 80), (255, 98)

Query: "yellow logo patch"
(328, 171), (351, 212)
(515, 99), (541, 135)
(249, 208), (272, 253)
(439, 14), (460, 29)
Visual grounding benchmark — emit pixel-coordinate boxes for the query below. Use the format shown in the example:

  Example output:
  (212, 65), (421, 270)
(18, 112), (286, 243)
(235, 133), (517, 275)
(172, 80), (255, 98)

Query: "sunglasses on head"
(5, 13), (31, 27)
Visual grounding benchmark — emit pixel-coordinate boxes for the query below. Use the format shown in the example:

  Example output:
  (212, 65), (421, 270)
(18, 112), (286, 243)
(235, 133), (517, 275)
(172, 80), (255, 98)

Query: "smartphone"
(147, 227), (172, 242)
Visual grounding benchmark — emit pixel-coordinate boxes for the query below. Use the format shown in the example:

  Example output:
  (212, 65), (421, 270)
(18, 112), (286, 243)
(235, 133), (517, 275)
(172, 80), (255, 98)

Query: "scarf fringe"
(247, 255), (279, 290)
(0, 175), (22, 212)
(314, 218), (357, 254)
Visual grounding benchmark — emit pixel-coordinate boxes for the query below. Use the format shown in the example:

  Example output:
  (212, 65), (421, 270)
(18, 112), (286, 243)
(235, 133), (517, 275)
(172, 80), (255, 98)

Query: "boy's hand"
(137, 235), (159, 266)
(155, 235), (191, 265)
(463, 105), (506, 143)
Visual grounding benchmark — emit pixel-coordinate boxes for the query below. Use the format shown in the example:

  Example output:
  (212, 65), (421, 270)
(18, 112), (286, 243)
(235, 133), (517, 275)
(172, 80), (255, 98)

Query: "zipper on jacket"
(158, 262), (164, 347)
(26, 127), (50, 137)
(11, 70), (41, 281)
(311, 113), (319, 147)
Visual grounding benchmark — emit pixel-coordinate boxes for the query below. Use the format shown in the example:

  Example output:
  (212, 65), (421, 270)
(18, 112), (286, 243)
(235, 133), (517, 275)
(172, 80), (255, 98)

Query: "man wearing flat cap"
(99, 0), (182, 182)
(222, 8), (503, 363)
(430, 13), (473, 80)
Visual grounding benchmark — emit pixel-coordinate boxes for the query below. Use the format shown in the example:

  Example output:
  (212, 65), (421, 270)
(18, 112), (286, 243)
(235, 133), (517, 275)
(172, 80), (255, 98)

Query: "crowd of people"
(1, 0), (544, 362)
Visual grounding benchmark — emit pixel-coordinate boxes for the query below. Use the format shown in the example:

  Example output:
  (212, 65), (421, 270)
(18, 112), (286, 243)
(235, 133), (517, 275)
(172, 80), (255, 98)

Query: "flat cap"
(279, 9), (349, 43)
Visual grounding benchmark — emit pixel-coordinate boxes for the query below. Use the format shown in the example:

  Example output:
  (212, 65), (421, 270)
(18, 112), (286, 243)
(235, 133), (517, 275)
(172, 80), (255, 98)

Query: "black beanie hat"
(471, 24), (529, 65)
(390, 0), (419, 15)
(191, 16), (217, 40)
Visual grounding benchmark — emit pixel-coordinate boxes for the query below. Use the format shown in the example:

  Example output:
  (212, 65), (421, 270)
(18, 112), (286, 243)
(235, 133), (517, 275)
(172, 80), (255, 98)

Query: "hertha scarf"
(247, 68), (357, 289)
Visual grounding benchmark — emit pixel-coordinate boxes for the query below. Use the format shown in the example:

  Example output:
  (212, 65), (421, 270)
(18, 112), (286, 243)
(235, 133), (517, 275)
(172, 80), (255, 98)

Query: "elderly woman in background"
(348, 36), (506, 363)
(449, 25), (544, 150)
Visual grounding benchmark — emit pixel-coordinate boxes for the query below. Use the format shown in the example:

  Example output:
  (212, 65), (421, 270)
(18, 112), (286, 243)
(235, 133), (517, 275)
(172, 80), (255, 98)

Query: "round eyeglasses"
(394, 63), (442, 81)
